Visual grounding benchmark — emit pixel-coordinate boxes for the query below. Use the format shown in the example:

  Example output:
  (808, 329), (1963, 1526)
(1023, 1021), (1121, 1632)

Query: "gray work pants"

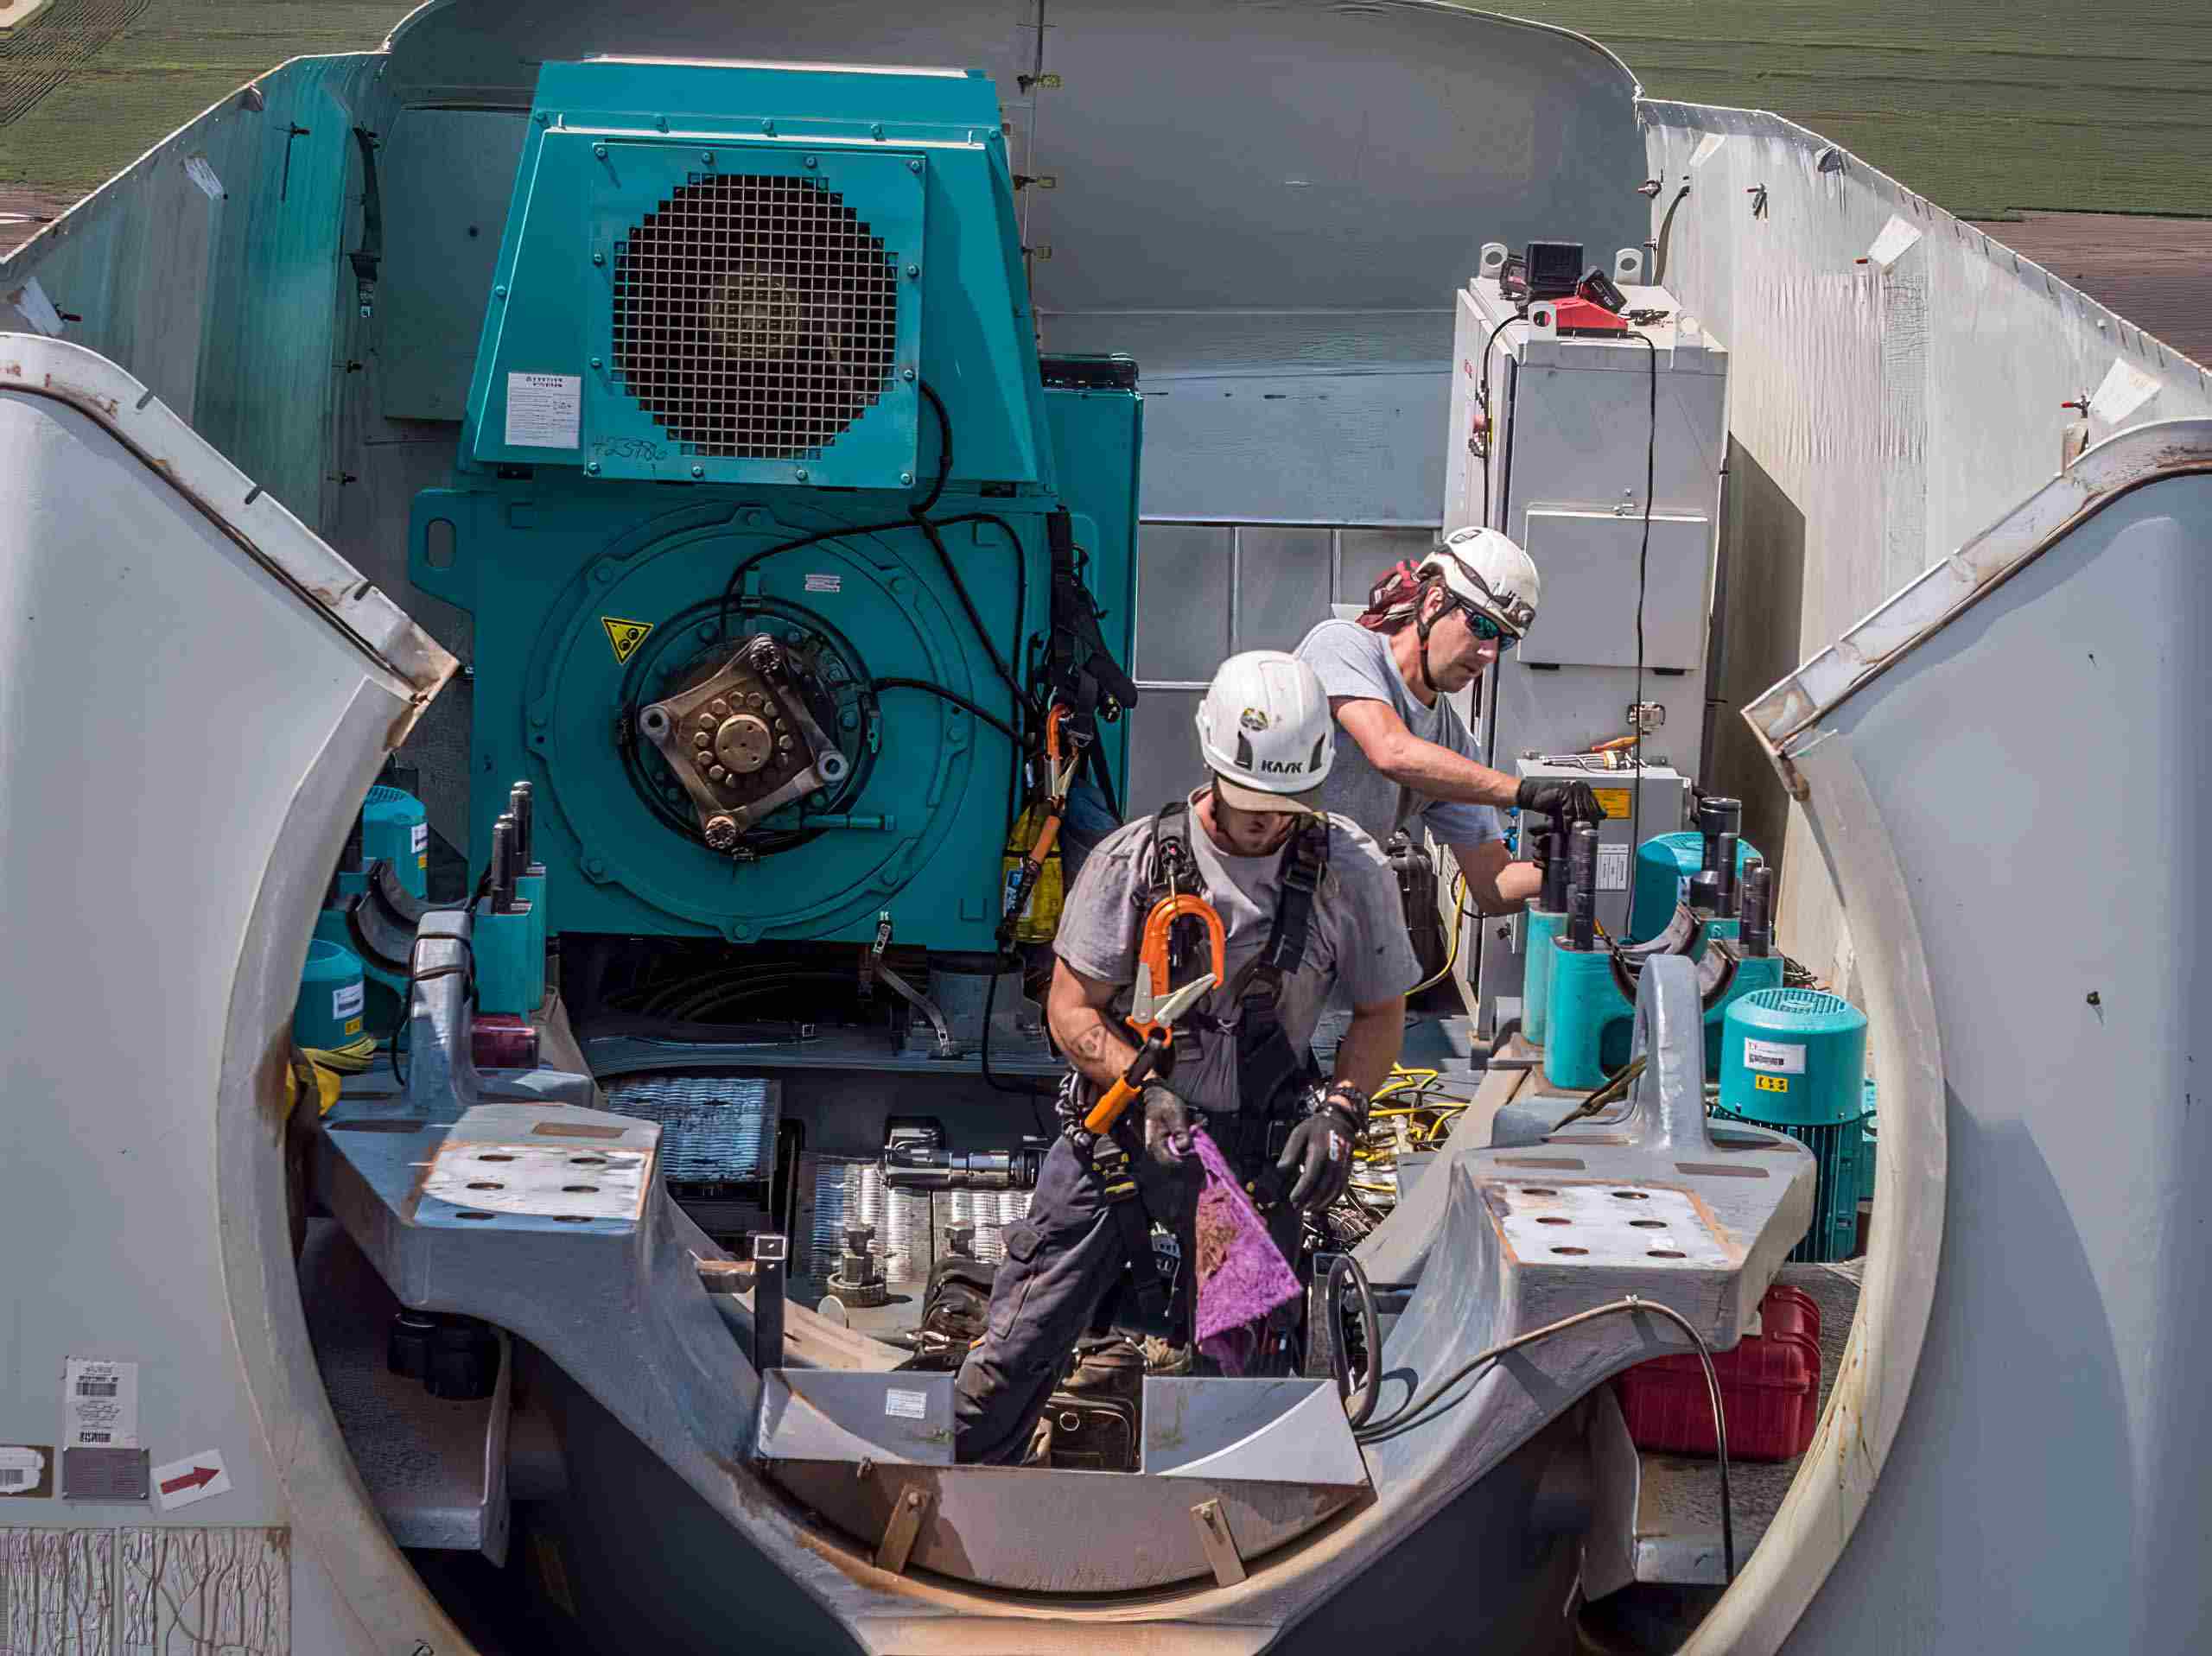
(952, 1107), (1206, 1466)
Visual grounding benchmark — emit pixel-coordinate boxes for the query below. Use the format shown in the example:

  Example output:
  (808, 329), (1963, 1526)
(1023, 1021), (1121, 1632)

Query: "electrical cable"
(1628, 327), (1660, 870)
(1477, 314), (1526, 529)
(1407, 874), (1470, 996)
(1351, 1292), (1735, 1580)
(1327, 1253), (1382, 1428)
(868, 678), (1021, 745)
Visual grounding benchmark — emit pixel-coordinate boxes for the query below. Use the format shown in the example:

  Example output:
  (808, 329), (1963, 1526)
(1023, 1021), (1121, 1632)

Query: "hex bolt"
(692, 731), (710, 749)
(697, 712), (715, 729)
(761, 118), (776, 135)
(709, 765), (729, 784)
(840, 709), (858, 731)
(899, 471), (914, 485)
(778, 736), (793, 752)
(583, 460), (600, 475)
(493, 285), (507, 300)
(593, 143), (607, 159)
(905, 263), (920, 278)
(774, 717), (790, 732)
(803, 155), (817, 169)
(589, 356), (602, 369)
(901, 367), (916, 383)
(795, 467), (810, 482)
(908, 158), (923, 174)
(870, 123), (885, 140)
(704, 815), (739, 850)
(747, 694), (766, 709)
(592, 251), (604, 266)
(702, 149), (715, 163)
(711, 699), (729, 716)
(691, 463), (705, 478)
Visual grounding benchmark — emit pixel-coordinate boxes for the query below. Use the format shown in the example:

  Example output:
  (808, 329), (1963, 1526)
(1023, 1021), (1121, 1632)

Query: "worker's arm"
(1451, 839), (1543, 917)
(1330, 996), (1406, 1101)
(1332, 695), (1522, 809)
(1046, 959), (1141, 1092)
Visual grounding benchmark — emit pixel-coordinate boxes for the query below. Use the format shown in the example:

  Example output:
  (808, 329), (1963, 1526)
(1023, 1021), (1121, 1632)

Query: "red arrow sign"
(159, 1465), (219, 1496)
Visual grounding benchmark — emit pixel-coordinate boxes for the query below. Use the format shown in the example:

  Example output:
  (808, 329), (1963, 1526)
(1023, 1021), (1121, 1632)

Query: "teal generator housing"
(1713, 988), (1873, 1263)
(410, 58), (1138, 949)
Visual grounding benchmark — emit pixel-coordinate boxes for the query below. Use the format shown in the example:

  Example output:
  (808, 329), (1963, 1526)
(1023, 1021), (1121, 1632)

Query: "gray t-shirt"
(1294, 618), (1506, 851)
(1053, 795), (1421, 1114)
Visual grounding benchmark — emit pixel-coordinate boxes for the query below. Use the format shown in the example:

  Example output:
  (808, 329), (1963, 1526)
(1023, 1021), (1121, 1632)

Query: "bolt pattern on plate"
(422, 1140), (652, 1223)
(1487, 1181), (1730, 1267)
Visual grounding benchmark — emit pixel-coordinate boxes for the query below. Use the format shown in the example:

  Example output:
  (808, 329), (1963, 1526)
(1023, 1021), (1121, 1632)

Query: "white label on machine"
(332, 981), (365, 1021)
(0, 1447), (45, 1492)
(151, 1449), (232, 1512)
(883, 1389), (929, 1421)
(804, 573), (842, 594)
(505, 372), (582, 448)
(1743, 1037), (1807, 1075)
(62, 1359), (139, 1449)
(1596, 844), (1630, 891)
(411, 822), (429, 854)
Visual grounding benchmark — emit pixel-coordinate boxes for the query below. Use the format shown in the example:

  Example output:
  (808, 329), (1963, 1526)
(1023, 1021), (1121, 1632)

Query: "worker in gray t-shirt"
(952, 652), (1417, 1464)
(1295, 527), (1603, 917)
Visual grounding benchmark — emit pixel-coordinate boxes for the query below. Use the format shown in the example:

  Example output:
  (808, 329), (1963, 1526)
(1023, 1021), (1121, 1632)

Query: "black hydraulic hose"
(1329, 1253), (1382, 1429)
(1351, 1293), (1735, 1581)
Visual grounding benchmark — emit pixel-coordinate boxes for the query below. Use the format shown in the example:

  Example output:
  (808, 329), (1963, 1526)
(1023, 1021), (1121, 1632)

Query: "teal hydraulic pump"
(1541, 803), (1783, 1089)
(410, 57), (1140, 953)
(315, 784), (433, 1040)
(1713, 988), (1873, 1263)
(1630, 827), (1759, 944)
(294, 939), (367, 1052)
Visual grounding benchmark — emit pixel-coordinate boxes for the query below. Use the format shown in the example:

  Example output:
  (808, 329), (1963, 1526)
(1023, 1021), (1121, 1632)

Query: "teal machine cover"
(412, 58), (1137, 949)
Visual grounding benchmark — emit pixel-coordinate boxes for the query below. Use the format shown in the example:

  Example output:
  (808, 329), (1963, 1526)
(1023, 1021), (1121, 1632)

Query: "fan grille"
(610, 172), (899, 462)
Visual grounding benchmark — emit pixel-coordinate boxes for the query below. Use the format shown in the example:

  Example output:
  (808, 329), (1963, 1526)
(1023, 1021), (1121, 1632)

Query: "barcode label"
(76, 1380), (118, 1397)
(0, 1469), (27, 1488)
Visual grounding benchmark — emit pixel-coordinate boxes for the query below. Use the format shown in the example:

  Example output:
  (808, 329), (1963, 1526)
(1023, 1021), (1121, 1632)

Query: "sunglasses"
(1456, 601), (1518, 649)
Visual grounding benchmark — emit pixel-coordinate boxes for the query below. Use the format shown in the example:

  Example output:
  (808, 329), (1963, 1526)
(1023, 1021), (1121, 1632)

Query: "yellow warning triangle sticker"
(601, 616), (654, 665)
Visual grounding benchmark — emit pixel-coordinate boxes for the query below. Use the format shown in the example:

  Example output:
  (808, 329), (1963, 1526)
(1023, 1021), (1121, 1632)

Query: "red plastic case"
(1614, 1284), (1821, 1462)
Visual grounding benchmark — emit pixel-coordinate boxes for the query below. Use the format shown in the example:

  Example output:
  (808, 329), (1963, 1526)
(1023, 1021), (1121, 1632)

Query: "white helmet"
(1422, 527), (1541, 638)
(1194, 650), (1334, 812)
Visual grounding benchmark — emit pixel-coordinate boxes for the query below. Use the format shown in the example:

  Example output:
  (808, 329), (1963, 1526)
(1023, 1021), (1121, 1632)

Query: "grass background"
(0, 1), (2206, 216)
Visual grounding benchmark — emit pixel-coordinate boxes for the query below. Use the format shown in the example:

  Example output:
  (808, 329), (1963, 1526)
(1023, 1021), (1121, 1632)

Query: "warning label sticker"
(883, 1389), (929, 1421)
(1592, 788), (1631, 820)
(505, 371), (582, 448)
(601, 616), (654, 665)
(1596, 844), (1630, 891)
(62, 1359), (138, 1450)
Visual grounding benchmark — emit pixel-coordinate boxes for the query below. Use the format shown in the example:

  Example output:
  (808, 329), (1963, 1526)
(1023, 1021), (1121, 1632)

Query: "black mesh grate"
(610, 172), (899, 461)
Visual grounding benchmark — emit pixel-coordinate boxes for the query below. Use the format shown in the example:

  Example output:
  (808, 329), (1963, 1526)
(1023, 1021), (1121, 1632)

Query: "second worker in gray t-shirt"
(1295, 527), (1604, 917)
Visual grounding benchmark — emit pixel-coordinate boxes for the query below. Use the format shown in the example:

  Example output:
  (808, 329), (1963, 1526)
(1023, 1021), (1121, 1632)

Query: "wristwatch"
(1309, 1081), (1370, 1133)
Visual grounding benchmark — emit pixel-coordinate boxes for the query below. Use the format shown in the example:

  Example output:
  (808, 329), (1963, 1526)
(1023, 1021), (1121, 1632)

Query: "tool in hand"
(1082, 892), (1226, 1135)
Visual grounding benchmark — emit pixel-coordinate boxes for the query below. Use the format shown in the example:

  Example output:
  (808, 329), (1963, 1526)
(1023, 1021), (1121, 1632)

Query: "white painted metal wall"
(1640, 103), (2212, 988)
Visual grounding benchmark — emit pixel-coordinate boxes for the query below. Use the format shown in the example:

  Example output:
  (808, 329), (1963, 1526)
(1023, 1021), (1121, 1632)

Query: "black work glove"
(1516, 777), (1606, 828)
(1137, 1085), (1203, 1228)
(1276, 1100), (1359, 1212)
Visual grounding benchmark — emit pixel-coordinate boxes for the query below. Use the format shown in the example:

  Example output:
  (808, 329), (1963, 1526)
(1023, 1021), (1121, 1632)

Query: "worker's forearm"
(1376, 733), (1521, 809)
(1051, 1000), (1141, 1090)
(1332, 1003), (1405, 1100)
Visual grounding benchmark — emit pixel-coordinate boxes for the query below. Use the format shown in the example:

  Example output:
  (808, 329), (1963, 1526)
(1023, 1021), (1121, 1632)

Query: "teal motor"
(1714, 988), (1873, 1263)
(1630, 827), (1758, 944)
(295, 939), (367, 1053)
(410, 58), (1140, 953)
(1540, 803), (1784, 1088)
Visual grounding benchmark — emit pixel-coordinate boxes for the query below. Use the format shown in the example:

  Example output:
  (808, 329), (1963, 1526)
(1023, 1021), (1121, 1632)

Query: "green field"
(0, 0), (2207, 216)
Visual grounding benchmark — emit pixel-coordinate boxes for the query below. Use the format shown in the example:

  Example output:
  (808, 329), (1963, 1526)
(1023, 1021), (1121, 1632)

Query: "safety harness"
(1070, 797), (1332, 1333)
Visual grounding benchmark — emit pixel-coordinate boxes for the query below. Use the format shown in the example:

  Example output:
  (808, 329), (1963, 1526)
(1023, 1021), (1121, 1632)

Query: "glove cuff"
(1514, 777), (1541, 812)
(1307, 1082), (1370, 1133)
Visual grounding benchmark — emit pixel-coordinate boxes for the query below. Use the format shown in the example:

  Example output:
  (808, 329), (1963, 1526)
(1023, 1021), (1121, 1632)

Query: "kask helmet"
(1421, 527), (1541, 639)
(1194, 650), (1334, 812)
